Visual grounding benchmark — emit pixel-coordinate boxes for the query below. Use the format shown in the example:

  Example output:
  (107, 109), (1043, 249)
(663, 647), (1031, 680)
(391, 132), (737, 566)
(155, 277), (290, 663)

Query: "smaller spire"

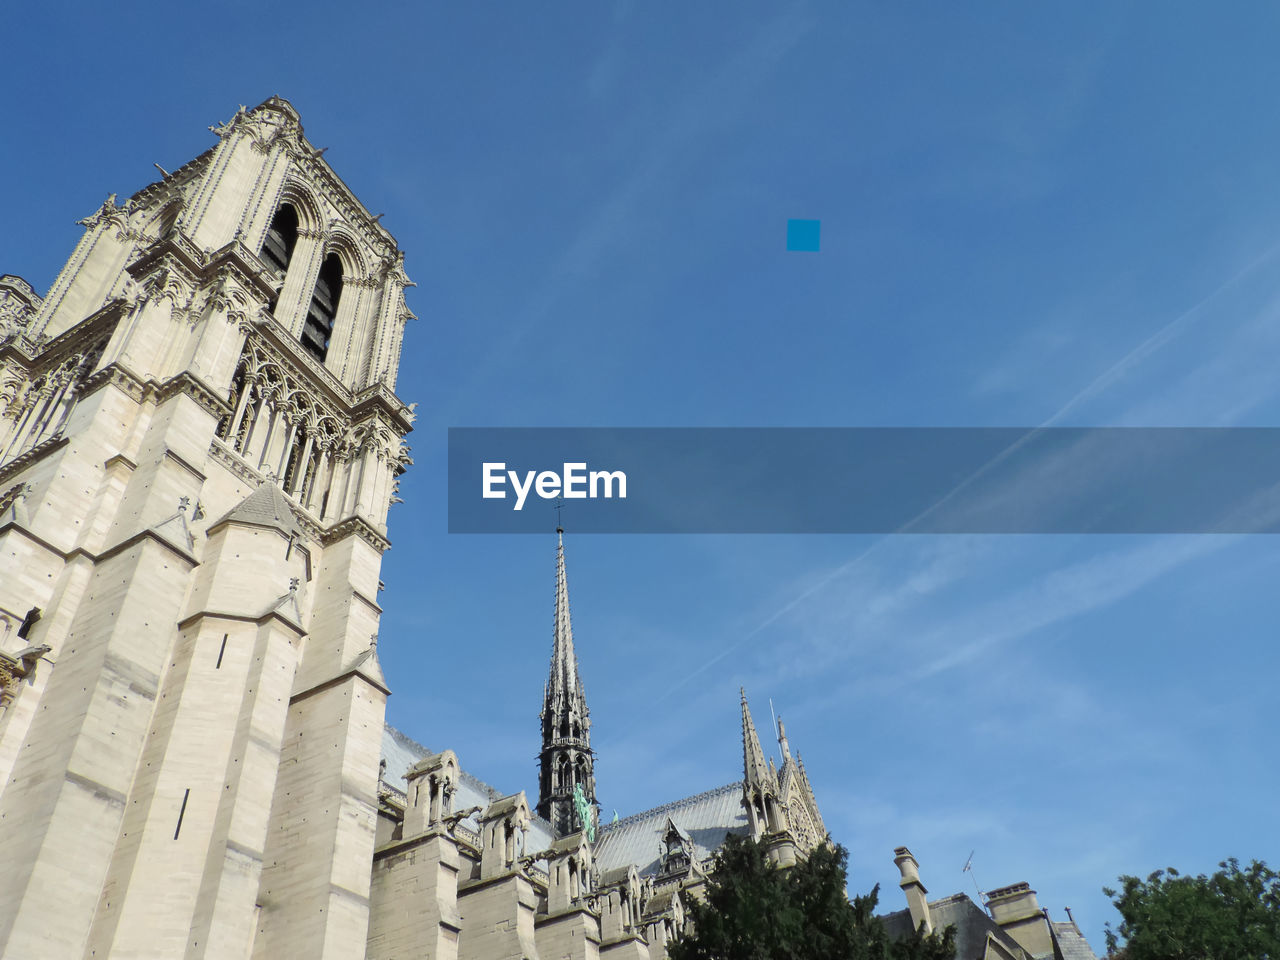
(741, 689), (771, 786)
(778, 716), (792, 762)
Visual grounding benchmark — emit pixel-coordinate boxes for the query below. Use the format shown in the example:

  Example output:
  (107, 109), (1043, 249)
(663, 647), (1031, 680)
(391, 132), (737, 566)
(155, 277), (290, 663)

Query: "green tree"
(1103, 858), (1280, 960)
(669, 834), (956, 960)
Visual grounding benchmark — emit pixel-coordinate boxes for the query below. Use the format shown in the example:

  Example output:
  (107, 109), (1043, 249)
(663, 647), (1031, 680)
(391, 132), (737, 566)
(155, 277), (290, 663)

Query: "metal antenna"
(963, 851), (987, 913)
(769, 698), (779, 742)
(555, 496), (565, 533)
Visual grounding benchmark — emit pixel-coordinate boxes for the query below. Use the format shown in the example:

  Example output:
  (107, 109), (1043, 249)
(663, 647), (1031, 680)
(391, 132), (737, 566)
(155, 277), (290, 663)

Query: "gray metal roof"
(881, 894), (1101, 960)
(379, 724), (554, 852)
(381, 725), (431, 793)
(593, 782), (749, 877)
(380, 727), (749, 875)
(1053, 921), (1099, 960)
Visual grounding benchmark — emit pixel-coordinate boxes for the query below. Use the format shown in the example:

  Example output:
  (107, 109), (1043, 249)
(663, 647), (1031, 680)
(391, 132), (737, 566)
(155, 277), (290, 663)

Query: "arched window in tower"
(261, 204), (299, 277)
(218, 362), (247, 442)
(557, 755), (570, 791)
(301, 253), (342, 363)
(282, 422), (308, 492)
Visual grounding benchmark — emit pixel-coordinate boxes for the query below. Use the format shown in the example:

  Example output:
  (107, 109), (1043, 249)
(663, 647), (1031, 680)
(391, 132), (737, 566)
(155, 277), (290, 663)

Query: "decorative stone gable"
(479, 792), (533, 879)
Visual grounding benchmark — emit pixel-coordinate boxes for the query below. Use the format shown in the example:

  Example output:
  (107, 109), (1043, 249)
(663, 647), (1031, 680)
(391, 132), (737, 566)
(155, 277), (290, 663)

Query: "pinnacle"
(740, 690), (771, 787)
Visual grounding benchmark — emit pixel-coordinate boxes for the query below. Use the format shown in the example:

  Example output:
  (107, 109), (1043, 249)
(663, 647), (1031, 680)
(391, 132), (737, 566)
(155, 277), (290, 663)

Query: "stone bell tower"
(0, 97), (415, 960)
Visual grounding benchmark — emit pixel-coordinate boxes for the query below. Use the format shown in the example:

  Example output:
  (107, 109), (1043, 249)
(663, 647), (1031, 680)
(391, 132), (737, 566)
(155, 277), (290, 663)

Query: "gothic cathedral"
(0, 98), (830, 960)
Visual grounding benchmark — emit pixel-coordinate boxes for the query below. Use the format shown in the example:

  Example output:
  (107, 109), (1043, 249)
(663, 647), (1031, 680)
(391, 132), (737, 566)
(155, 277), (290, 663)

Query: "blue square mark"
(786, 219), (820, 252)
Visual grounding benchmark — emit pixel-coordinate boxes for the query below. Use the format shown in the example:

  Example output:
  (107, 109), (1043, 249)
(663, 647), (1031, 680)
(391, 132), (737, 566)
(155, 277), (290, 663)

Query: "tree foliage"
(669, 834), (956, 960)
(1104, 857), (1280, 960)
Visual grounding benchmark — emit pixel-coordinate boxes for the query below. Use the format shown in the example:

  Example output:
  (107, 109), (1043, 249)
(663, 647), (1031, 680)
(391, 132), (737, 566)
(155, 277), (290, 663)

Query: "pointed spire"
(778, 716), (793, 763)
(741, 688), (771, 786)
(539, 529), (595, 837)
(551, 528), (580, 698)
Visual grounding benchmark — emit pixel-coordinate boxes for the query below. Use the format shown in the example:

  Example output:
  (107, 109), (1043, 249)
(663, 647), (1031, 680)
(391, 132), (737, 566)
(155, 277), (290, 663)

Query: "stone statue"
(572, 783), (596, 843)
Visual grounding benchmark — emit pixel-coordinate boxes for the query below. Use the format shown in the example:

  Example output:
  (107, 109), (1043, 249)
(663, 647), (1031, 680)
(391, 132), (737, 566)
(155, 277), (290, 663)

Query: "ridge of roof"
(597, 781), (742, 834)
(385, 724), (432, 756)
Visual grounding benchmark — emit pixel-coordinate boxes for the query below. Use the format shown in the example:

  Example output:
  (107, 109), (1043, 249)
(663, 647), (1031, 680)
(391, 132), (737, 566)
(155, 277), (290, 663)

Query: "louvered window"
(301, 253), (342, 363)
(261, 204), (298, 276)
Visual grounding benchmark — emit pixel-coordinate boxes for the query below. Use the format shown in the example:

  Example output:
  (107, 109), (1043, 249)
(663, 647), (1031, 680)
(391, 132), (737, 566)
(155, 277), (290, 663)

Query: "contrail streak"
(659, 238), (1280, 701)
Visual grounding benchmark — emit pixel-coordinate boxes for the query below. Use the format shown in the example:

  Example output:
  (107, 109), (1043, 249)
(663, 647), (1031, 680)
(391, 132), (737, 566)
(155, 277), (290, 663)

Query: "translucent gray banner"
(447, 428), (1280, 533)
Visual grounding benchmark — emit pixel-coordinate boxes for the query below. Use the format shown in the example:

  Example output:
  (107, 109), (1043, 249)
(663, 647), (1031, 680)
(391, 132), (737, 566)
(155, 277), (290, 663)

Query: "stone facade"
(0, 97), (412, 960)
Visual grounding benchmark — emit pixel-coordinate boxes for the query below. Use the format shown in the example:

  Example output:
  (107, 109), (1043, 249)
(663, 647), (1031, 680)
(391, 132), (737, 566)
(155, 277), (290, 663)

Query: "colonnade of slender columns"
(216, 370), (379, 524)
(0, 351), (99, 465)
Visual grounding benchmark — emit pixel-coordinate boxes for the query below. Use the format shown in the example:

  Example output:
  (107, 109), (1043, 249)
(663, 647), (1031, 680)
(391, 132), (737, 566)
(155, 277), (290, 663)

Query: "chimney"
(985, 882), (1054, 957)
(893, 846), (932, 935)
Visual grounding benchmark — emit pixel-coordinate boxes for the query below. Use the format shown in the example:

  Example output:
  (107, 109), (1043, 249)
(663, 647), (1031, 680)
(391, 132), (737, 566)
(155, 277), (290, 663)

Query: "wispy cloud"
(1043, 241), (1280, 427)
(426, 10), (816, 430)
(907, 536), (1227, 680)
(1118, 289), (1280, 427)
(671, 236), (1280, 697)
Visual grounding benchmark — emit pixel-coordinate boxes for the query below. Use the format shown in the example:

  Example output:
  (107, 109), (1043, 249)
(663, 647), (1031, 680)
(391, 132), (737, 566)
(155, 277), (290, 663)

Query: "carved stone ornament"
(209, 105), (250, 139)
(77, 194), (130, 232)
(209, 99), (304, 155)
(0, 279), (41, 346)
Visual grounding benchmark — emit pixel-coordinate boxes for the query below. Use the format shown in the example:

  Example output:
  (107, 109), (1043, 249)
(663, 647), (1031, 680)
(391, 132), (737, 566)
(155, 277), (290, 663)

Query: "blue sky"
(6, 2), (1280, 948)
